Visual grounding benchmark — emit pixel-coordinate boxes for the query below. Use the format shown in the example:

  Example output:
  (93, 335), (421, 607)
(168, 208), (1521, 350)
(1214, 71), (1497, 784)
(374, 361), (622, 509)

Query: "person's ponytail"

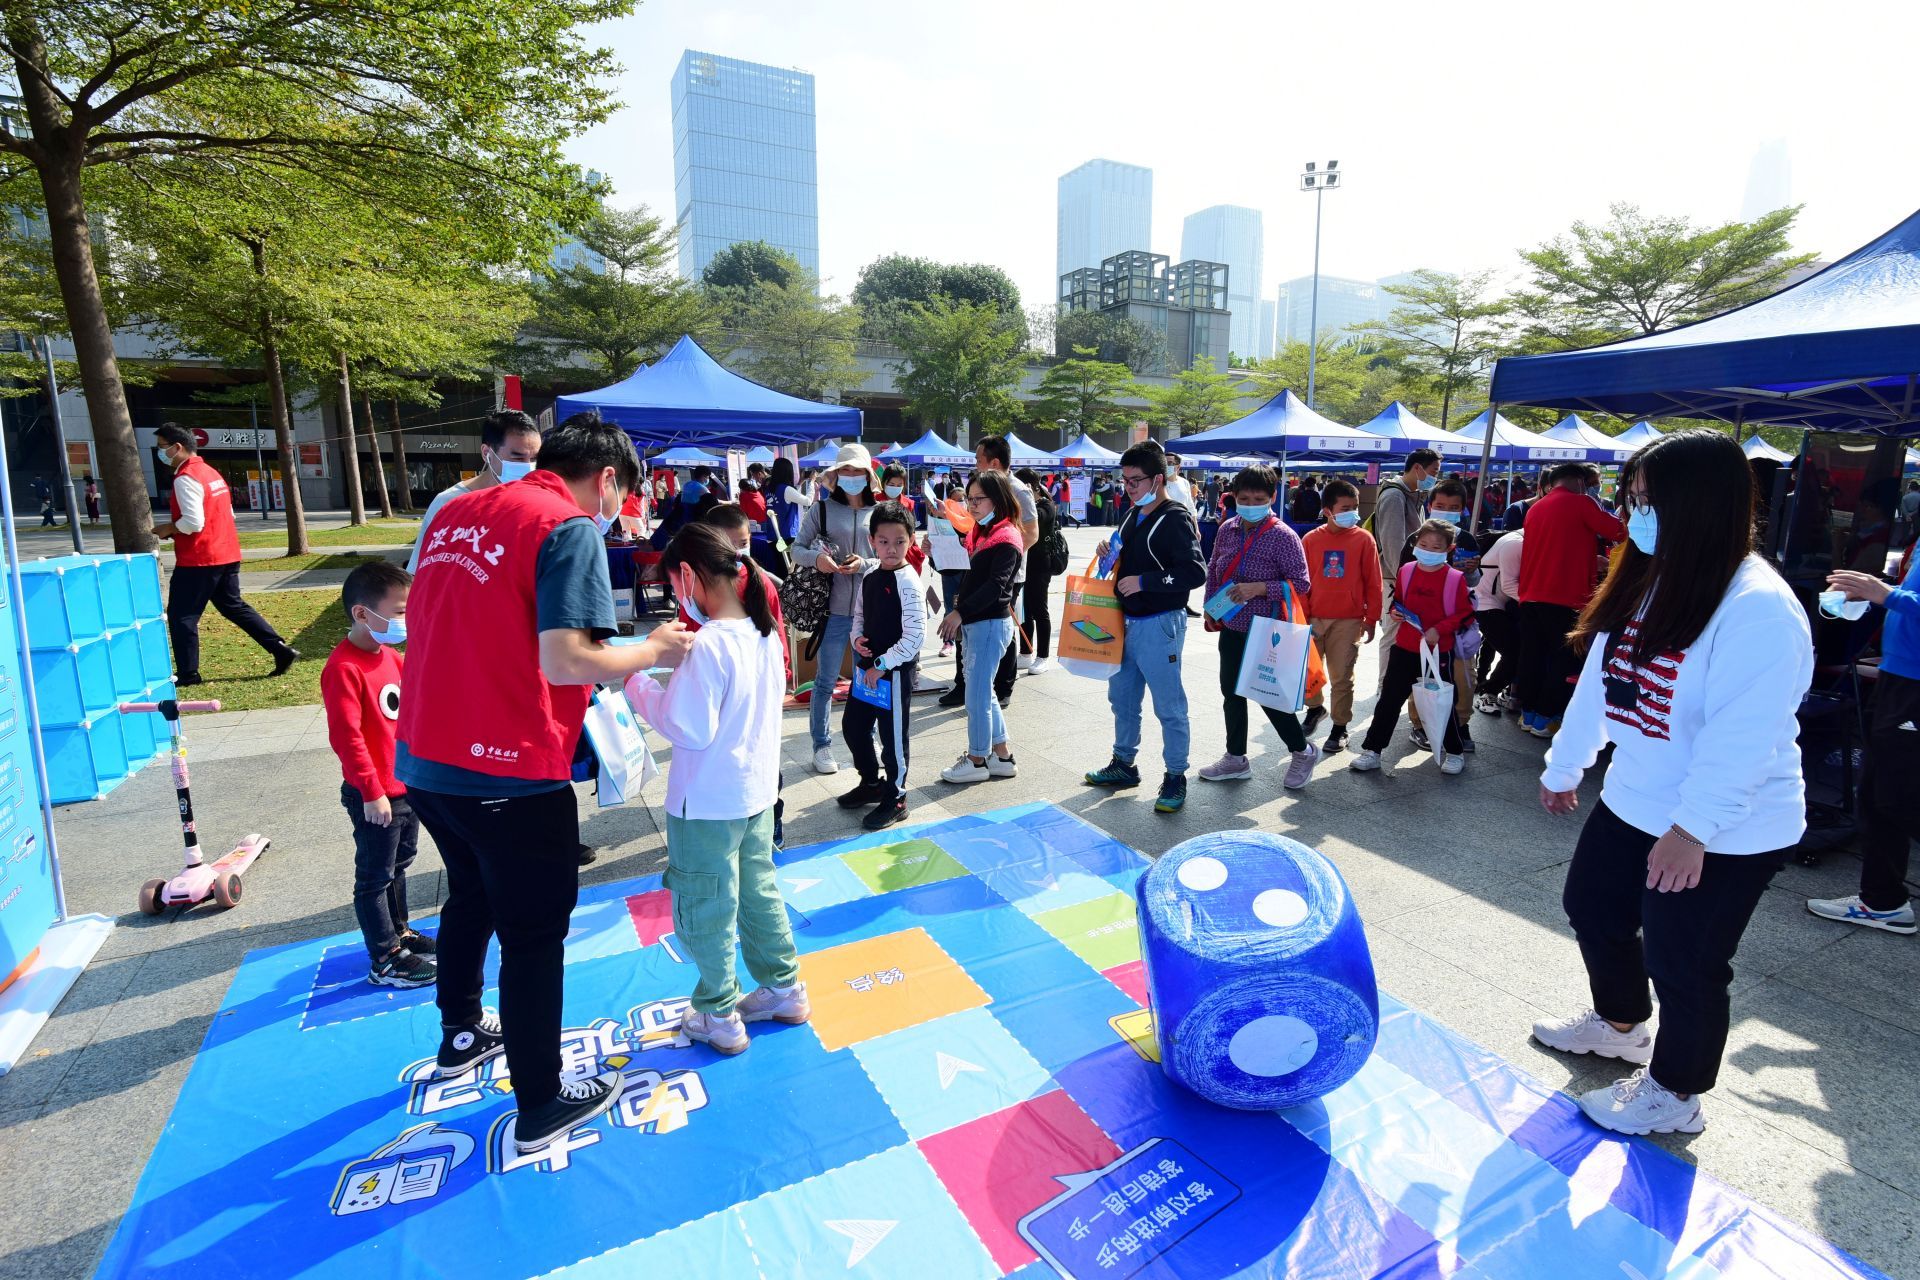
(740, 556), (776, 637)
(662, 522), (778, 638)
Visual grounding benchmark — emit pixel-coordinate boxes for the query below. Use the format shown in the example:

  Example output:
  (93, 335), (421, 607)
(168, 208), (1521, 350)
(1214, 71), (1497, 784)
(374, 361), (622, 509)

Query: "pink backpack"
(1397, 562), (1482, 660)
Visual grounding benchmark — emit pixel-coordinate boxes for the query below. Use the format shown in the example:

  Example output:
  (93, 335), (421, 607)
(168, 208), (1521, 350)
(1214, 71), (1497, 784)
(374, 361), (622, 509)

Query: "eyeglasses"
(965, 493), (993, 506)
(1121, 472), (1153, 491)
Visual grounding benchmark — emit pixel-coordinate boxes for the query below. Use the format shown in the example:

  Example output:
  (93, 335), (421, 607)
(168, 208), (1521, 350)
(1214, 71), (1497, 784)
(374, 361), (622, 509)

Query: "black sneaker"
(514, 1070), (624, 1154)
(1084, 757), (1142, 788)
(399, 929), (436, 956)
(370, 948), (436, 989)
(997, 694), (1012, 709)
(1410, 725), (1431, 753)
(837, 779), (892, 809)
(1323, 725), (1349, 755)
(863, 795), (909, 831)
(436, 1009), (506, 1078)
(577, 843), (598, 867)
(271, 646), (301, 676)
(1154, 773), (1188, 814)
(937, 687), (967, 709)
(1302, 706), (1329, 737)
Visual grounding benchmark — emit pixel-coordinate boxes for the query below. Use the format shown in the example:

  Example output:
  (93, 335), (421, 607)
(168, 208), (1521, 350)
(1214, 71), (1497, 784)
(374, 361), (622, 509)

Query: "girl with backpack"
(1350, 518), (1475, 776)
(1015, 468), (1068, 675)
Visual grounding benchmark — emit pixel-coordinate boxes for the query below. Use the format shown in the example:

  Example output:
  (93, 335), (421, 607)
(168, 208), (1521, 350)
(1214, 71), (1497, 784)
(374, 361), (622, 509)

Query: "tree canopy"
(853, 254), (1024, 344)
(730, 281), (866, 403)
(1054, 309), (1169, 376)
(1142, 357), (1249, 436)
(1030, 347), (1138, 439)
(1358, 269), (1508, 428)
(701, 240), (800, 292)
(889, 299), (1026, 438)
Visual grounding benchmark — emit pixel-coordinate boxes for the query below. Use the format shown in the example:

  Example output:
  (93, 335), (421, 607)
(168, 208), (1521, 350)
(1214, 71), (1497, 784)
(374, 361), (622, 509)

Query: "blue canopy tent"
(555, 335), (862, 447)
(797, 440), (847, 468)
(647, 446), (724, 468)
(742, 446), (777, 466)
(885, 430), (974, 466)
(1742, 435), (1794, 464)
(1540, 414), (1638, 464)
(1356, 402), (1460, 452)
(1613, 421), (1665, 450)
(1451, 410), (1591, 464)
(1176, 389), (1401, 462)
(1051, 432), (1123, 467)
(990, 431), (1057, 468)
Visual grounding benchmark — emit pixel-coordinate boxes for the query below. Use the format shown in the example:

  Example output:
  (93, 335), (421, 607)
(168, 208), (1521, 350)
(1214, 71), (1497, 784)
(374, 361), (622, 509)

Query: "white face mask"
(592, 478), (618, 535)
(487, 449), (533, 484)
(1819, 590), (1870, 621)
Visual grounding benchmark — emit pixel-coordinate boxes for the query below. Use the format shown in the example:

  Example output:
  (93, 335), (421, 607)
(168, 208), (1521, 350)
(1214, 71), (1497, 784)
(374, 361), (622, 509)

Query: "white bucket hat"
(832, 442), (873, 472)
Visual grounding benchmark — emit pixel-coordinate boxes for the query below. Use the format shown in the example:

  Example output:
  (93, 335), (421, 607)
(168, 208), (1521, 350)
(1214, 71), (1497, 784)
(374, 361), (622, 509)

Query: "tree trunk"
(260, 323), (311, 557)
(360, 390), (393, 518)
(388, 397), (412, 513)
(334, 351), (366, 525)
(1440, 386), (1453, 431)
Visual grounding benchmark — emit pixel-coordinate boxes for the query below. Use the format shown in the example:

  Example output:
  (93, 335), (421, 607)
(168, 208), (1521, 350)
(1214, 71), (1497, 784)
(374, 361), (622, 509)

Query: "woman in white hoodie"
(1533, 430), (1812, 1137)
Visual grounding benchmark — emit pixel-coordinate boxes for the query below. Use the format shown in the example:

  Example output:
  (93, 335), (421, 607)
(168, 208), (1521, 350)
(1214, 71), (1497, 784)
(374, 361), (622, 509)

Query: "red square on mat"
(1103, 959), (1149, 1008)
(916, 1089), (1122, 1272)
(626, 889), (674, 948)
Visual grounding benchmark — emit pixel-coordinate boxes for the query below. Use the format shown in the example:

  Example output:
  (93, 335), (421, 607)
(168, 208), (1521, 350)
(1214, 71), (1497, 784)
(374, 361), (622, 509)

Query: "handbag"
(1235, 583), (1316, 712)
(1058, 556), (1126, 681)
(581, 687), (659, 808)
(1408, 640), (1454, 766)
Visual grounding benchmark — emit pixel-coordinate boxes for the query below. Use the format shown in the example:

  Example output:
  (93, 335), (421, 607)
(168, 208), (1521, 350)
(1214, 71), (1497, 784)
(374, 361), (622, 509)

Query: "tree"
(1511, 203), (1816, 352)
(701, 240), (800, 292)
(890, 299), (1026, 441)
(732, 281), (866, 401)
(1358, 269), (1508, 428)
(852, 254), (1024, 344)
(521, 206), (714, 382)
(1031, 346), (1138, 441)
(0, 0), (626, 551)
(1053, 310), (1169, 375)
(1141, 357), (1249, 436)
(1249, 340), (1407, 425)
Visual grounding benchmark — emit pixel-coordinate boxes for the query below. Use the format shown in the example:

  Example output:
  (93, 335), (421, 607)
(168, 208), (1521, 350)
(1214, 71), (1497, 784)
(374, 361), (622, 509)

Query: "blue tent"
(1355, 402), (1460, 453)
(554, 335), (862, 446)
(1612, 421), (1665, 450)
(743, 446), (777, 466)
(1489, 209), (1920, 436)
(648, 446), (723, 467)
(1742, 435), (1794, 463)
(885, 430), (973, 465)
(1176, 389), (1400, 459)
(797, 440), (848, 468)
(1051, 432), (1123, 466)
(990, 431), (1057, 467)
(1540, 414), (1637, 464)
(1451, 410), (1591, 464)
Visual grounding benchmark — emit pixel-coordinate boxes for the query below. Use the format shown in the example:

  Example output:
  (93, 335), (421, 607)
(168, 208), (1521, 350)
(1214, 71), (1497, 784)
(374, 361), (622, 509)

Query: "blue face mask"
(490, 452), (533, 484)
(678, 570), (710, 626)
(1428, 508), (1461, 525)
(1332, 510), (1361, 529)
(884, 484), (905, 498)
(1236, 503), (1271, 524)
(362, 609), (406, 646)
(1819, 590), (1870, 621)
(1412, 547), (1448, 568)
(1627, 507), (1659, 555)
(837, 474), (869, 495)
(975, 510), (996, 528)
(1418, 474), (1438, 493)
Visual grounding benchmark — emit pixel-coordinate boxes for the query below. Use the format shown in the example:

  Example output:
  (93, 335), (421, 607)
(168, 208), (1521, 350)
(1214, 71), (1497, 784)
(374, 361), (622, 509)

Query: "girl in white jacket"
(1533, 430), (1812, 1137)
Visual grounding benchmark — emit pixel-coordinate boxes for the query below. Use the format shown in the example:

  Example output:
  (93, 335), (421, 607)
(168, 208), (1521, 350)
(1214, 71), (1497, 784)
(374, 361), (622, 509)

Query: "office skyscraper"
(1181, 205), (1264, 361)
(671, 51), (819, 281)
(1057, 159), (1152, 278)
(1275, 274), (1391, 346)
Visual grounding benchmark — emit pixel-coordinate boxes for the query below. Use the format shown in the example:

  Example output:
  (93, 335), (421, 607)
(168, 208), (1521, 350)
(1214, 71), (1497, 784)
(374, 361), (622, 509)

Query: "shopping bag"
(582, 687), (659, 807)
(1408, 640), (1453, 767)
(1059, 564), (1126, 681)
(1236, 610), (1315, 713)
(849, 667), (893, 711)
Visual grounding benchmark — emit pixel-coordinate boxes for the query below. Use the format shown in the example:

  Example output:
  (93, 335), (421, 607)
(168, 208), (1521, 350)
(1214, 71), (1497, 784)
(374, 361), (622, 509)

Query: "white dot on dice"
(1252, 889), (1309, 928)
(1177, 856), (1228, 891)
(1227, 1015), (1320, 1077)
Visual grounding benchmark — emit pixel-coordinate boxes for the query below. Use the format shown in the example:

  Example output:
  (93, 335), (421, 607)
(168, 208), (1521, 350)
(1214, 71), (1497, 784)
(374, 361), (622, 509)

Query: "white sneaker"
(811, 747), (838, 775)
(941, 754), (989, 784)
(1282, 744), (1319, 790)
(986, 753), (1018, 778)
(1440, 753), (1465, 775)
(1531, 1009), (1654, 1064)
(1497, 689), (1519, 712)
(1198, 753), (1253, 782)
(1474, 693), (1502, 715)
(737, 982), (811, 1024)
(1348, 749), (1382, 773)
(1806, 894), (1917, 934)
(1016, 650), (1035, 671)
(1028, 657), (1055, 676)
(1578, 1068), (1704, 1135)
(681, 1008), (748, 1055)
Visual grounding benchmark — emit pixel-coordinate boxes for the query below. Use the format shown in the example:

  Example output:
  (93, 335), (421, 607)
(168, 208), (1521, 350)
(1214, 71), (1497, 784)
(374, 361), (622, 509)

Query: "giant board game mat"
(96, 803), (1886, 1279)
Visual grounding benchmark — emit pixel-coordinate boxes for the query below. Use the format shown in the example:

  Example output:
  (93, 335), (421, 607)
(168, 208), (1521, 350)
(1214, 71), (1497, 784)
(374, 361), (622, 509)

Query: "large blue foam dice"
(1136, 831), (1378, 1110)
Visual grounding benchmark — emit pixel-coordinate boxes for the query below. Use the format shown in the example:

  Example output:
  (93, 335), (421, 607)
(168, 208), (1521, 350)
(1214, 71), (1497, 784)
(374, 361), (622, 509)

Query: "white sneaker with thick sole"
(1531, 1008), (1654, 1064)
(986, 754), (1018, 778)
(1440, 753), (1465, 775)
(1348, 749), (1383, 773)
(1806, 894), (1917, 935)
(681, 1009), (749, 1055)
(737, 982), (811, 1024)
(1028, 657), (1055, 676)
(1198, 753), (1252, 782)
(811, 747), (838, 775)
(1283, 744), (1319, 790)
(941, 754), (990, 784)
(1578, 1068), (1704, 1135)
(1474, 692), (1502, 715)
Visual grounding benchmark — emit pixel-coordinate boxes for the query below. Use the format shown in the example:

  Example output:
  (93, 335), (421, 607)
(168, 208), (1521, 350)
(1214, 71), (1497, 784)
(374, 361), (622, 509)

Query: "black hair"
(341, 559), (411, 616)
(975, 435), (1012, 470)
(1430, 478), (1470, 506)
(1230, 465), (1278, 497)
(1411, 518), (1459, 547)
(969, 469), (1019, 525)
(689, 466), (712, 482)
(1574, 429), (1754, 661)
(1406, 447), (1440, 471)
(880, 462), (908, 486)
(155, 423), (196, 453)
(770, 457), (796, 490)
(1321, 478), (1358, 507)
(1014, 467), (1043, 490)
(1546, 461), (1587, 486)
(538, 410), (641, 492)
(747, 462), (768, 478)
(701, 502), (752, 534)
(868, 500), (915, 539)
(480, 409), (538, 451)
(661, 522), (776, 638)
(1119, 443), (1166, 478)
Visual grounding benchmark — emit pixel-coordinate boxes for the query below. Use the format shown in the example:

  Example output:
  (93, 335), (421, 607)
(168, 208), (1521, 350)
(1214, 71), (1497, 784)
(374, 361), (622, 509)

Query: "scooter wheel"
(137, 878), (168, 916)
(213, 872), (243, 909)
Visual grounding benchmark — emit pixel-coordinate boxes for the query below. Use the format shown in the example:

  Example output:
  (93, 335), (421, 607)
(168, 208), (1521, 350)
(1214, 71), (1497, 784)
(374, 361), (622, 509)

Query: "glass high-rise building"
(1057, 159), (1152, 278)
(1275, 274), (1390, 346)
(1181, 205), (1264, 361)
(671, 51), (819, 281)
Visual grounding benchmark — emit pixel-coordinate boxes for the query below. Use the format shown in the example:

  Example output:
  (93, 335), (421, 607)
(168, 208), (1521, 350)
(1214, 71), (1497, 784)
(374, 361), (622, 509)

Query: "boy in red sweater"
(1351, 519), (1475, 776)
(1301, 479), (1382, 753)
(323, 560), (435, 989)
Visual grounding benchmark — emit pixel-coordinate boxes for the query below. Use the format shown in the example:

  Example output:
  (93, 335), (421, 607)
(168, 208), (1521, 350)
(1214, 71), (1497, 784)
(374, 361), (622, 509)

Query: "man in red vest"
(152, 423), (299, 686)
(397, 411), (693, 1154)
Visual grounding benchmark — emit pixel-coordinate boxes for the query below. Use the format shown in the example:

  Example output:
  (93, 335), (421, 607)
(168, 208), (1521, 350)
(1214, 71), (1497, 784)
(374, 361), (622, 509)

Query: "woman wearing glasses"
(937, 471), (1023, 784)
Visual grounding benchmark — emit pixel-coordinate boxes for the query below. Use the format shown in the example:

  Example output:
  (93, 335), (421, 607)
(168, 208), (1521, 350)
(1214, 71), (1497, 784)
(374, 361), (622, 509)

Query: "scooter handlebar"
(119, 699), (222, 714)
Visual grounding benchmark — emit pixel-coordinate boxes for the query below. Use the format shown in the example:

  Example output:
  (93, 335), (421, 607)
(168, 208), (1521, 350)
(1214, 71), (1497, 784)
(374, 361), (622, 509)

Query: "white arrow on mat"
(936, 1051), (984, 1090)
(784, 877), (823, 893)
(824, 1219), (897, 1267)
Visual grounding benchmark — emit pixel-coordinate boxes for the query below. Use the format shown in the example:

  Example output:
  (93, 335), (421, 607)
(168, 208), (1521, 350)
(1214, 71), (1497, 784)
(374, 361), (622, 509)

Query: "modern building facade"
(1181, 205), (1267, 360)
(1274, 273), (1392, 346)
(670, 51), (819, 281)
(1057, 159), (1152, 278)
(1058, 250), (1230, 378)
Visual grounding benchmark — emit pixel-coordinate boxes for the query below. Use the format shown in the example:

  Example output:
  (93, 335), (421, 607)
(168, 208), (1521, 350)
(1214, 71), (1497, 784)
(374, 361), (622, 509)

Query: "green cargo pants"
(663, 809), (801, 1015)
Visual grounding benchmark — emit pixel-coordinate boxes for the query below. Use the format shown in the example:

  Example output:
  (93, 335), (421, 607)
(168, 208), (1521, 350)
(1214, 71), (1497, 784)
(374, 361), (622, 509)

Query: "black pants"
(1515, 601), (1580, 718)
(1020, 572), (1054, 660)
(409, 784), (579, 1110)
(1218, 626), (1306, 755)
(342, 783), (419, 961)
(1563, 801), (1785, 1095)
(1363, 644), (1463, 754)
(843, 665), (912, 798)
(952, 614), (1016, 701)
(1859, 670), (1920, 910)
(167, 562), (288, 681)
(1475, 606), (1517, 698)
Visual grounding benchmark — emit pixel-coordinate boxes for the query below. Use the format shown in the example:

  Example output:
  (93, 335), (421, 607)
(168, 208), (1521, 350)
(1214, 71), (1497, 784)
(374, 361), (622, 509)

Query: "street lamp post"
(37, 337), (85, 554)
(1299, 160), (1342, 410)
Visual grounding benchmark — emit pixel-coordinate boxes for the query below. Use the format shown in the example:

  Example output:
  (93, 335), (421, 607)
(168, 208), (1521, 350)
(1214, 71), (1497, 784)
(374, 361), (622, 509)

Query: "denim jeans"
(809, 612), (855, 749)
(1107, 609), (1191, 775)
(962, 616), (1014, 758)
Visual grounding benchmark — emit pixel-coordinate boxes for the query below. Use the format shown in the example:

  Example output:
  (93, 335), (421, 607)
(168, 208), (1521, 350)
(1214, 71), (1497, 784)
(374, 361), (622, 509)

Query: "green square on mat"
(1032, 892), (1141, 971)
(841, 838), (969, 893)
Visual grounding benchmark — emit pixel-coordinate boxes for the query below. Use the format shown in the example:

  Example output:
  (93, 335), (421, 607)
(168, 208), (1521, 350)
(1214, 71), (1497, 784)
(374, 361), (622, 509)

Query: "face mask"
(679, 571), (710, 626)
(1428, 508), (1462, 525)
(1412, 547), (1448, 568)
(1627, 507), (1658, 555)
(837, 474), (869, 495)
(1236, 503), (1271, 524)
(975, 510), (996, 528)
(592, 481), (617, 536)
(488, 451), (533, 484)
(884, 484), (905, 498)
(1819, 590), (1870, 621)
(1332, 510), (1361, 529)
(362, 609), (406, 646)
(1418, 474), (1438, 493)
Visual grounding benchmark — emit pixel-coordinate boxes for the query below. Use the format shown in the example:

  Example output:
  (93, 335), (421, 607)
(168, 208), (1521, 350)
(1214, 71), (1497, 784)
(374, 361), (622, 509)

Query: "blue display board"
(96, 804), (1887, 1279)
(0, 567), (57, 984)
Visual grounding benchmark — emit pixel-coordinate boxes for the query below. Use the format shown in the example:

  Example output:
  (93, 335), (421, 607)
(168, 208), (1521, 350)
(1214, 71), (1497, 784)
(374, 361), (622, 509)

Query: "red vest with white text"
(169, 455), (240, 566)
(398, 470), (593, 781)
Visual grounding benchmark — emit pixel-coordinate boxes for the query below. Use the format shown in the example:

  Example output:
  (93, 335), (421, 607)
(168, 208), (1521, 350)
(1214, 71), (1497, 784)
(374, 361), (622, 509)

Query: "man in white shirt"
(1163, 453), (1197, 513)
(408, 410), (542, 573)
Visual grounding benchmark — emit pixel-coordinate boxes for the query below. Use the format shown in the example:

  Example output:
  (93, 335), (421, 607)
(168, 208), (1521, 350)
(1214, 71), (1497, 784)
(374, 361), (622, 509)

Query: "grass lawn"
(235, 519), (418, 550)
(236, 551), (402, 573)
(192, 590), (348, 711)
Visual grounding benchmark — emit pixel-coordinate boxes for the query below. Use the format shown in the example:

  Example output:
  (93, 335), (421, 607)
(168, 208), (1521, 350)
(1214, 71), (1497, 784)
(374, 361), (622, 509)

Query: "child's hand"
(364, 795), (393, 827)
(852, 636), (873, 657)
(1423, 626), (1441, 647)
(862, 667), (881, 690)
(1363, 625), (1376, 644)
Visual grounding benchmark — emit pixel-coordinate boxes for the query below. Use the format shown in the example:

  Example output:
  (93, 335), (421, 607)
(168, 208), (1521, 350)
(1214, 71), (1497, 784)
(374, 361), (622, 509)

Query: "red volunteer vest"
(398, 470), (594, 781)
(169, 455), (240, 566)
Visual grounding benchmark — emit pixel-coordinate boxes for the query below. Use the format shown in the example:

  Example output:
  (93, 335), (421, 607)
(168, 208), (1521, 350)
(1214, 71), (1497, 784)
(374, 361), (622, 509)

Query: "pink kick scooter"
(123, 697), (272, 914)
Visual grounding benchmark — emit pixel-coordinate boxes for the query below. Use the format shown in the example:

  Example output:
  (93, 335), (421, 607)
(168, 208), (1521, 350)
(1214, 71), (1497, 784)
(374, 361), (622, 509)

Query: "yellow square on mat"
(799, 927), (990, 1052)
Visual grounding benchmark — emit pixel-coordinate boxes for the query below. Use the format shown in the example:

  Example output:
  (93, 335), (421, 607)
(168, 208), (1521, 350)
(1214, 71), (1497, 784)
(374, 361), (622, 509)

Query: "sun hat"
(831, 442), (874, 471)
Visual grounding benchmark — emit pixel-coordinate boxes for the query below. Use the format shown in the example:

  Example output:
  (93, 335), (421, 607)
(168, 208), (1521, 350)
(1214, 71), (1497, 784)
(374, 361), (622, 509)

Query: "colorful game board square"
(839, 838), (968, 893)
(302, 937), (490, 1031)
(1014, 807), (1149, 879)
(800, 927), (991, 1052)
(733, 1144), (1000, 1277)
(1101, 959), (1149, 1008)
(542, 1202), (751, 1277)
(850, 1007), (1054, 1141)
(916, 1089), (1123, 1273)
(776, 855), (873, 916)
(938, 827), (1119, 917)
(625, 887), (674, 948)
(565, 898), (645, 964)
(1031, 892), (1140, 972)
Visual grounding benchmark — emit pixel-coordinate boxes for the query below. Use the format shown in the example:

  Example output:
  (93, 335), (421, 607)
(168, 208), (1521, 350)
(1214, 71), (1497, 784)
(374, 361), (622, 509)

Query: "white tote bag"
(1408, 640), (1453, 767)
(1235, 611), (1315, 713)
(582, 687), (660, 807)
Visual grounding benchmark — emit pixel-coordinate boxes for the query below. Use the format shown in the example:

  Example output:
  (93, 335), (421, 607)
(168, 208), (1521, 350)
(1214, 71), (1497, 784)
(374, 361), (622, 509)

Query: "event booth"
(1177, 389), (1401, 463)
(1539, 413), (1639, 464)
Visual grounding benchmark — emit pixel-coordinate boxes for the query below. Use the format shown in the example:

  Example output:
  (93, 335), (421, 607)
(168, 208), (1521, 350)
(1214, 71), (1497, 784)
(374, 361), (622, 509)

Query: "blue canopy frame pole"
(1469, 403), (1499, 531)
